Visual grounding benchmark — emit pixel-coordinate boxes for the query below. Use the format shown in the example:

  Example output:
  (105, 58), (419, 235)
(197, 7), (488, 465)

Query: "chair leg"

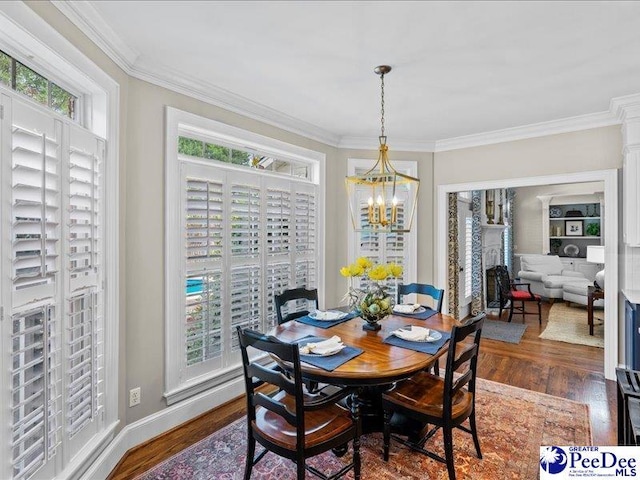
(469, 409), (482, 459)
(353, 400), (361, 480)
(537, 300), (542, 325)
(244, 435), (255, 480)
(383, 409), (391, 461)
(296, 460), (305, 480)
(443, 426), (456, 480)
(508, 301), (514, 323)
(432, 358), (440, 376)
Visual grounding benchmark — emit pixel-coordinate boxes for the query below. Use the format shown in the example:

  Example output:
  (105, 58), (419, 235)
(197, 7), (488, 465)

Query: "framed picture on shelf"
(565, 220), (583, 236)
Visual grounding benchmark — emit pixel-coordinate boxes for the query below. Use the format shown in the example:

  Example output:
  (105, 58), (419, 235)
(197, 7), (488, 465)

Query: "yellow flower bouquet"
(340, 257), (403, 330)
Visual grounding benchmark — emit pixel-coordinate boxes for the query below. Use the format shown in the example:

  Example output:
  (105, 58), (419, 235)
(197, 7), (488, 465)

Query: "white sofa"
(517, 254), (587, 300)
(563, 279), (604, 307)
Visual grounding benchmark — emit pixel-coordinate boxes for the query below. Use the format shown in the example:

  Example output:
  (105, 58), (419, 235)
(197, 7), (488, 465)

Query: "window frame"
(0, 4), (120, 479)
(165, 107), (325, 404)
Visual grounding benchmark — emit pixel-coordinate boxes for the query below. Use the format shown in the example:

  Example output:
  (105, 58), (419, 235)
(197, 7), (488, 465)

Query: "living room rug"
(135, 378), (591, 480)
(481, 319), (527, 344)
(539, 303), (603, 348)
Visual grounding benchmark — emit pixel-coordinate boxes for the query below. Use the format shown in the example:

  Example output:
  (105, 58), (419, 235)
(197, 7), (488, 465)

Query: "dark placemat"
(383, 329), (451, 354)
(295, 311), (358, 329)
(294, 335), (363, 371)
(392, 307), (438, 320)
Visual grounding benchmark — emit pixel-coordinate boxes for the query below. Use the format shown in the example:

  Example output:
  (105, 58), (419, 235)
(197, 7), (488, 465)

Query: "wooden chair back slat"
(274, 287), (319, 325)
(397, 283), (445, 313)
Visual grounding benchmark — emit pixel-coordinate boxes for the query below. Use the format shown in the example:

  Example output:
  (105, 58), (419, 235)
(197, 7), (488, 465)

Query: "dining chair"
(236, 326), (361, 480)
(397, 283), (444, 313)
(275, 287), (319, 325)
(397, 282), (445, 375)
(382, 313), (485, 480)
(495, 265), (542, 324)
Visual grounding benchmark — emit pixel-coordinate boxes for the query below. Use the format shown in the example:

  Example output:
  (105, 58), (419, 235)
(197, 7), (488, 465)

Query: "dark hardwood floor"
(109, 302), (616, 479)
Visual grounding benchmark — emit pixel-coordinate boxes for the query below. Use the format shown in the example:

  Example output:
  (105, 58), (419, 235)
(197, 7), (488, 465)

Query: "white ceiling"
(61, 1), (640, 147)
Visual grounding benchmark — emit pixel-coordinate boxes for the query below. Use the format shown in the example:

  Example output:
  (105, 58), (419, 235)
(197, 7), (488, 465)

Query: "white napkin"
(393, 304), (421, 314)
(312, 310), (346, 321)
(393, 326), (432, 342)
(299, 335), (344, 355)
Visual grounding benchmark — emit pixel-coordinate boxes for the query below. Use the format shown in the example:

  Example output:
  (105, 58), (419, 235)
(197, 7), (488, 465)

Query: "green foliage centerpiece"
(340, 257), (402, 331)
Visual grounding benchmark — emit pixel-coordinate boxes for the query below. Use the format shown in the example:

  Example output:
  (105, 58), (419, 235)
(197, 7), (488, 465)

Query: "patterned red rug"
(136, 378), (591, 479)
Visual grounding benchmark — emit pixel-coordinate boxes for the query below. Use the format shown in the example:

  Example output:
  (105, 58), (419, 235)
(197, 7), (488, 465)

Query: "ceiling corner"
(52, 0), (139, 73)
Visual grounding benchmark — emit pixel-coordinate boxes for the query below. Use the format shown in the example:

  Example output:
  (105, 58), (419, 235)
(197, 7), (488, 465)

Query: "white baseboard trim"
(78, 377), (246, 479)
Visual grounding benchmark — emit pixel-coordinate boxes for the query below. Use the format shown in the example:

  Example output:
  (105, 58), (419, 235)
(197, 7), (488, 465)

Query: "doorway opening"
(436, 169), (618, 380)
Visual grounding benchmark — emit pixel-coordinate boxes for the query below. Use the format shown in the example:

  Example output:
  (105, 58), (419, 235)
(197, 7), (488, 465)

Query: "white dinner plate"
(308, 310), (349, 321)
(393, 329), (443, 343)
(298, 343), (345, 357)
(393, 305), (427, 314)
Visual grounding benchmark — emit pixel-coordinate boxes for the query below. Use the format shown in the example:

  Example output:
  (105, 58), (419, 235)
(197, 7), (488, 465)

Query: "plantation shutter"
(293, 186), (317, 289)
(229, 177), (261, 355)
(10, 101), (61, 304)
(177, 159), (319, 378)
(185, 178), (224, 265)
(185, 271), (223, 368)
(266, 188), (290, 256)
(230, 182), (260, 259)
(8, 99), (63, 480)
(3, 93), (107, 479)
(11, 306), (62, 480)
(265, 262), (291, 328)
(182, 165), (226, 377)
(65, 125), (105, 453)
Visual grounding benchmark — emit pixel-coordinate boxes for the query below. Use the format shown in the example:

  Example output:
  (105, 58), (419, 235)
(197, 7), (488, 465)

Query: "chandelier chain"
(380, 72), (385, 138)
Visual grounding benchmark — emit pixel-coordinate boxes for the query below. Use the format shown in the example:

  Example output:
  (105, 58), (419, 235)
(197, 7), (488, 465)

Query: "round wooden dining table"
(271, 311), (457, 433)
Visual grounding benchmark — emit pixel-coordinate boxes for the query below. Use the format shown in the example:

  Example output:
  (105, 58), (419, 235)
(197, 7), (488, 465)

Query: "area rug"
(539, 303), (603, 348)
(481, 319), (527, 344)
(135, 378), (591, 480)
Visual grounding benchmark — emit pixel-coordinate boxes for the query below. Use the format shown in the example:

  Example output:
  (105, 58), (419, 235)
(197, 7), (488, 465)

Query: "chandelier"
(345, 65), (420, 233)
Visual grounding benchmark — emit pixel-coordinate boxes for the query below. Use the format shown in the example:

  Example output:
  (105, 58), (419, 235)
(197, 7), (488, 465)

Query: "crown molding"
(434, 110), (620, 152)
(338, 136), (436, 152)
(52, 1), (340, 147)
(52, 1), (138, 72)
(133, 57), (340, 146)
(610, 92), (640, 121)
(52, 1), (632, 153)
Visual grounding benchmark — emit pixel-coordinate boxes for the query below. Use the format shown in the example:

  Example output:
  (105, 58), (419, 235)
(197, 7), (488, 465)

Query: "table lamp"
(587, 245), (605, 290)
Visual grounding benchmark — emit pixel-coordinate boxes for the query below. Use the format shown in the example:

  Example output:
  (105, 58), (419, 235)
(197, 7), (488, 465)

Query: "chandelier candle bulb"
(377, 195), (385, 223)
(368, 197), (374, 223)
(391, 196), (398, 224)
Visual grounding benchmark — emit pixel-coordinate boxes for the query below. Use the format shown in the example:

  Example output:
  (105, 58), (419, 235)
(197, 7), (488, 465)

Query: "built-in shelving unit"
(538, 194), (603, 259)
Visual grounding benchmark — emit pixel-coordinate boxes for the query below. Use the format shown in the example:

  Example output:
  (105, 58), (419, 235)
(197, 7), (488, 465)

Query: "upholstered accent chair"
(495, 265), (542, 324)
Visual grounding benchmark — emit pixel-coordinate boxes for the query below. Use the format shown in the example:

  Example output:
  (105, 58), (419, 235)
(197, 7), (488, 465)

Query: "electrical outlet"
(129, 387), (141, 407)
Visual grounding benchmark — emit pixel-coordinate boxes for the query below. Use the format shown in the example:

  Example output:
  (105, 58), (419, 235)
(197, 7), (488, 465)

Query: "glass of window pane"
(15, 62), (48, 105)
(0, 50), (11, 87)
(178, 137), (205, 157)
(230, 149), (251, 166)
(204, 143), (230, 162)
(50, 82), (77, 119)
